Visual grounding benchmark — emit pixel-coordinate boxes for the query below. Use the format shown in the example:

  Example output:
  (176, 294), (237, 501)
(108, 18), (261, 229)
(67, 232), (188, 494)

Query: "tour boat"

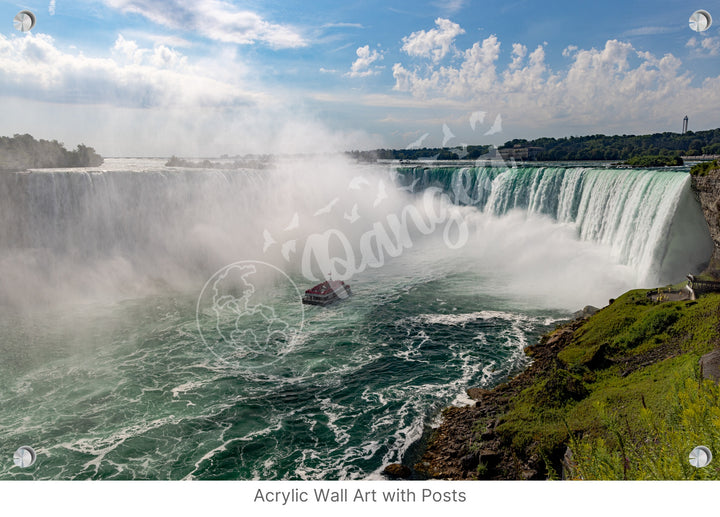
(302, 280), (352, 306)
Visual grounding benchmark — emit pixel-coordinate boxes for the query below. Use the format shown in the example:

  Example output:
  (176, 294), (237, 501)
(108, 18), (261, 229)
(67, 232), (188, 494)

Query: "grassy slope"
(488, 289), (720, 479)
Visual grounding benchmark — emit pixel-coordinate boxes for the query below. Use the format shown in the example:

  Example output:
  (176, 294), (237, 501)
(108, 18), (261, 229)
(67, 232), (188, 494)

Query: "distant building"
(682, 115), (689, 134)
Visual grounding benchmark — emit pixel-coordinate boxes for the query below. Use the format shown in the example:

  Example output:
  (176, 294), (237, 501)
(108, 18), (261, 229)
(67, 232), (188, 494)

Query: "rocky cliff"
(406, 167), (720, 481)
(412, 320), (585, 480)
(691, 167), (720, 275)
(410, 288), (720, 480)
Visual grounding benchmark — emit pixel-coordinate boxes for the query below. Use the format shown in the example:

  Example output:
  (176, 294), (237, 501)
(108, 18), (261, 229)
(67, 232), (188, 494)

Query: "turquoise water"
(0, 244), (562, 480)
(0, 159), (711, 479)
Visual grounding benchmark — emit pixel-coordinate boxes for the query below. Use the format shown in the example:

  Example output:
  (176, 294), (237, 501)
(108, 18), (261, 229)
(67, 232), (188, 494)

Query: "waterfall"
(0, 161), (713, 309)
(396, 165), (714, 285)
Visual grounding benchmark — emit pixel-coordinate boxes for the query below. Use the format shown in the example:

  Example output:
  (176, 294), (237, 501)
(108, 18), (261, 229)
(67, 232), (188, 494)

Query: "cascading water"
(397, 165), (713, 285)
(0, 158), (714, 480)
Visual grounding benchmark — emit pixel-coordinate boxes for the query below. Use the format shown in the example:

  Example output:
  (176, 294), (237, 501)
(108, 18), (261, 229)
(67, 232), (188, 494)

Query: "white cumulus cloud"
(400, 18), (464, 62)
(687, 36), (720, 56)
(347, 45), (383, 78)
(562, 45), (578, 57)
(393, 34), (500, 97)
(0, 33), (259, 108)
(391, 25), (720, 136)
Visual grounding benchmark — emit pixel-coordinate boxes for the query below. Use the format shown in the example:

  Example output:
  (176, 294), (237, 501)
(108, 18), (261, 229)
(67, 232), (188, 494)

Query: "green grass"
(569, 376), (720, 479)
(481, 290), (720, 479)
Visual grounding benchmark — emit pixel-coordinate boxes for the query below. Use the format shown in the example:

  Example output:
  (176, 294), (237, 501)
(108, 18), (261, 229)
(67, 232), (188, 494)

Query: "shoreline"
(396, 315), (585, 480)
(398, 287), (717, 480)
(387, 166), (720, 481)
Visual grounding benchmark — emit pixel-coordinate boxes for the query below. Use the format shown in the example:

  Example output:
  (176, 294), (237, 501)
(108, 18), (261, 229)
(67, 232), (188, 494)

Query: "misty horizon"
(0, 2), (718, 156)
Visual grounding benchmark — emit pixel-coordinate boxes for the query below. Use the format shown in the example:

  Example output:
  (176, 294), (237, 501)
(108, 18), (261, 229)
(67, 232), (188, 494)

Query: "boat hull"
(302, 285), (352, 306)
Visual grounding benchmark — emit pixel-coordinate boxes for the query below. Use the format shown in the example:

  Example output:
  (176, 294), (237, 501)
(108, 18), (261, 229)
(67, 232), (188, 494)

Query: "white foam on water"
(56, 414), (180, 477)
(2, 161), (715, 481)
(170, 380), (205, 399)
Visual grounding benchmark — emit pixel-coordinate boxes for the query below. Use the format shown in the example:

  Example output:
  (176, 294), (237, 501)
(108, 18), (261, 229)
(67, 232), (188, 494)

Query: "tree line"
(347, 129), (720, 162)
(0, 134), (104, 170)
(166, 155), (271, 169)
(347, 145), (489, 162)
(502, 128), (720, 161)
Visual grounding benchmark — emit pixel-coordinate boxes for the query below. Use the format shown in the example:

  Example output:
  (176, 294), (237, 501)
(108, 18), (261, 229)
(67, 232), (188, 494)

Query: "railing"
(689, 280), (720, 293)
(687, 274), (720, 294)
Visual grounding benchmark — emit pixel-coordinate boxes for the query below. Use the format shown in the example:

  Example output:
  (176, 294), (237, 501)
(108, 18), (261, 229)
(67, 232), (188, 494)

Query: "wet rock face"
(382, 463), (412, 479)
(415, 320), (585, 480)
(691, 168), (720, 273)
(466, 388), (491, 401)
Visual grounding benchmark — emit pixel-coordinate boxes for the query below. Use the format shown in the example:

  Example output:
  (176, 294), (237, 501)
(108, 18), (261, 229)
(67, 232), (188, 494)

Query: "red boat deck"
(302, 280), (352, 306)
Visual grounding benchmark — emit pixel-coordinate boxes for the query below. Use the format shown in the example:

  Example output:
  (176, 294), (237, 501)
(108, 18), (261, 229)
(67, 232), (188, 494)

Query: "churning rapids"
(0, 158), (712, 479)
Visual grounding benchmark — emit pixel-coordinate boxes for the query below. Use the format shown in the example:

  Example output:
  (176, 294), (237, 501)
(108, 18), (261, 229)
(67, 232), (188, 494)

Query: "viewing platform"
(647, 274), (720, 302)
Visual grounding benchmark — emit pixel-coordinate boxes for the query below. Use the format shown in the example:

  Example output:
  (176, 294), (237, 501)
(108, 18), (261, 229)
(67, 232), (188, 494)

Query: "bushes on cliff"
(538, 369), (589, 407)
(690, 159), (719, 177)
(486, 290), (720, 480)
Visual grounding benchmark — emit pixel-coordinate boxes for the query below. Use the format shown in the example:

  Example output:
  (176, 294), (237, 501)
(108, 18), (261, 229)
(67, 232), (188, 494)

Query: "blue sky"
(0, 0), (719, 155)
